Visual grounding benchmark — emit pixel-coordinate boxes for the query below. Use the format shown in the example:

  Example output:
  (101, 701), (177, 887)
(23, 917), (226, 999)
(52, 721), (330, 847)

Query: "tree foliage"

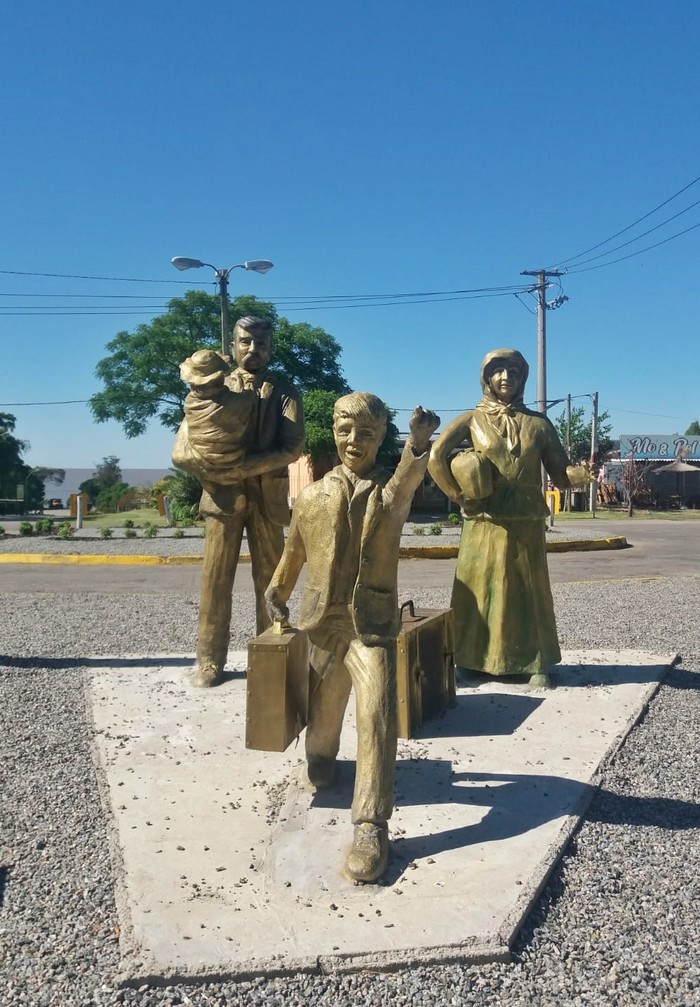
(685, 420), (700, 435)
(0, 413), (29, 506)
(90, 292), (350, 438)
(79, 456), (123, 502)
(95, 482), (133, 514)
(94, 455), (123, 489)
(303, 390), (341, 462)
(301, 390), (401, 465)
(553, 405), (614, 464)
(153, 469), (202, 523)
(0, 415), (64, 511)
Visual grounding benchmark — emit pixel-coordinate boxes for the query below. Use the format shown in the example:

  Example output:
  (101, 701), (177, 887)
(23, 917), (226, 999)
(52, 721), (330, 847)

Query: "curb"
(546, 535), (629, 553)
(0, 552), (252, 566)
(400, 535), (629, 560)
(0, 536), (628, 566)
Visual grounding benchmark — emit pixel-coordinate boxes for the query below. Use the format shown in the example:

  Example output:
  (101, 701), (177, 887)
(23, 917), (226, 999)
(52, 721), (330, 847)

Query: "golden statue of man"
(429, 348), (590, 688)
(173, 316), (304, 687)
(266, 394), (440, 883)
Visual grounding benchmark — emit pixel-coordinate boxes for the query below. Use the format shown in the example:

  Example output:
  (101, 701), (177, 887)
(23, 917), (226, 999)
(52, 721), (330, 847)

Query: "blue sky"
(2, 2), (699, 468)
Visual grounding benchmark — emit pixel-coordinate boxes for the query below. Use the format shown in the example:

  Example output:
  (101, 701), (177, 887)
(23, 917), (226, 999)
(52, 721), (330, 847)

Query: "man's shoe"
(346, 822), (389, 883)
(190, 662), (222, 688)
(306, 756), (336, 789)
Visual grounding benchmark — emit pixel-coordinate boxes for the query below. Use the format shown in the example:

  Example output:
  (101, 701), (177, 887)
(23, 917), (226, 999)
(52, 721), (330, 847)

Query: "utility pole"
(589, 391), (599, 516)
(565, 393), (572, 511)
(521, 268), (566, 495)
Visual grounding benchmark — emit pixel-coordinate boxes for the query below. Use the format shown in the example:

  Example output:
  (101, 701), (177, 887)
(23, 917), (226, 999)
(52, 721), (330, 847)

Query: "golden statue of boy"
(266, 393), (440, 883)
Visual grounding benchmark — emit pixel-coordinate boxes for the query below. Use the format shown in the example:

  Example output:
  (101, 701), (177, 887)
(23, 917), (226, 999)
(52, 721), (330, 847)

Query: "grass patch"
(82, 507), (170, 529)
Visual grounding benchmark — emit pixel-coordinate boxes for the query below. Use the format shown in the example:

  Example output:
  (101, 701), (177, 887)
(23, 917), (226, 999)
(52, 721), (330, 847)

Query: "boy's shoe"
(346, 822), (389, 883)
(306, 756), (337, 789)
(190, 662), (222, 688)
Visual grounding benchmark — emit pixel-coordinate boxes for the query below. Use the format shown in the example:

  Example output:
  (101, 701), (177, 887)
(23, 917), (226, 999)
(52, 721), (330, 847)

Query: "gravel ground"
(2, 572), (699, 1006)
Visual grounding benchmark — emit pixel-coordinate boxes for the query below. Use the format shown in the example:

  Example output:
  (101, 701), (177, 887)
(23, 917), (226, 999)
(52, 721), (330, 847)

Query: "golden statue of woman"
(428, 348), (590, 688)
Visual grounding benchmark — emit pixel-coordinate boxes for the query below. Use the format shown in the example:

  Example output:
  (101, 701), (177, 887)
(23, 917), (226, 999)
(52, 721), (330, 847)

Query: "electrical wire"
(548, 171), (700, 268)
(0, 287), (536, 316)
(559, 195), (700, 269)
(566, 218), (700, 274)
(0, 399), (90, 406)
(513, 292), (537, 315)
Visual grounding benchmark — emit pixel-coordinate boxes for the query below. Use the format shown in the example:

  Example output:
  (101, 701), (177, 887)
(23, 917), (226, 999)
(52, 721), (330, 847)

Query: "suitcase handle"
(400, 599), (423, 624)
(272, 617), (291, 635)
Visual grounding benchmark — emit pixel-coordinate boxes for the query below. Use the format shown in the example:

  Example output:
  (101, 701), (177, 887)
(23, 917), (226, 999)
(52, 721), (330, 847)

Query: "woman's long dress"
(449, 407), (571, 677)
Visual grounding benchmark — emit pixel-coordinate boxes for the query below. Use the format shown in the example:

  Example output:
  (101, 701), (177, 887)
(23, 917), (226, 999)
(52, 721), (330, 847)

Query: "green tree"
(153, 469), (202, 523)
(78, 476), (102, 501)
(94, 455), (122, 489)
(301, 390), (401, 465)
(0, 414), (64, 511)
(79, 457), (123, 504)
(303, 390), (341, 462)
(685, 420), (700, 435)
(89, 292), (349, 438)
(553, 405), (614, 464)
(0, 413), (29, 509)
(95, 481), (133, 513)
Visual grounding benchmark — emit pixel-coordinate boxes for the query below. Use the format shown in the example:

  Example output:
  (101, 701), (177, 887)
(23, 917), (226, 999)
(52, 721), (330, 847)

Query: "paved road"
(1, 518), (697, 595)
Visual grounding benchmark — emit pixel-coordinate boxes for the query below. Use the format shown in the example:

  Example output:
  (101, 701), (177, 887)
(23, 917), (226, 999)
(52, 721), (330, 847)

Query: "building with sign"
(617, 435), (700, 508)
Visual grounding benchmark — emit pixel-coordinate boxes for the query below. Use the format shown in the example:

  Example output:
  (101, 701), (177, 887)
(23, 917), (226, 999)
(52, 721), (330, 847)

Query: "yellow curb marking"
(0, 536), (628, 567)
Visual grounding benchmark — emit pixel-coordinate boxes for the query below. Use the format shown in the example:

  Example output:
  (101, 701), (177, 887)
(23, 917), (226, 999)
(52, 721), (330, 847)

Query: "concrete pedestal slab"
(85, 650), (673, 983)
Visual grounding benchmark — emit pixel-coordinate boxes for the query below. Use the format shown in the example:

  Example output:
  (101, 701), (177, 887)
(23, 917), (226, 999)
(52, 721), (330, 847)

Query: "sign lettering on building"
(619, 435), (700, 461)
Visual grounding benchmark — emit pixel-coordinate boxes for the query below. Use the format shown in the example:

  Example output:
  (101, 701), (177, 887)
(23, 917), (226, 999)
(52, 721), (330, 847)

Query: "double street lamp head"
(170, 256), (274, 275)
(170, 255), (273, 359)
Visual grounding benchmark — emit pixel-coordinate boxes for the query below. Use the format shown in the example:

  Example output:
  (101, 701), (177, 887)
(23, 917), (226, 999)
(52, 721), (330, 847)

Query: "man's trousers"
(197, 495), (284, 673)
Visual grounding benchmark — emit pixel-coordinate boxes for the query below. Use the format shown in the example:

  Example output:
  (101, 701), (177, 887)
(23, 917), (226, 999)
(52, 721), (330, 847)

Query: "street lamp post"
(170, 256), (274, 359)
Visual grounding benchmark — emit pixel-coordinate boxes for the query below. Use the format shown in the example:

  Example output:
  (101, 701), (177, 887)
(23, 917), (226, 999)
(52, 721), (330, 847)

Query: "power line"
(566, 218), (700, 274)
(0, 292), (177, 299)
(0, 281), (531, 301)
(0, 269), (190, 284)
(513, 292), (537, 315)
(560, 195), (700, 269)
(0, 399), (90, 406)
(0, 287), (536, 316)
(548, 171), (700, 268)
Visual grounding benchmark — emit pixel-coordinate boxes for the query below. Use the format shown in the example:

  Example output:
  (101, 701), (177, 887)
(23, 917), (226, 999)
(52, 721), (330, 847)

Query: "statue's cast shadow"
(309, 677), (700, 886)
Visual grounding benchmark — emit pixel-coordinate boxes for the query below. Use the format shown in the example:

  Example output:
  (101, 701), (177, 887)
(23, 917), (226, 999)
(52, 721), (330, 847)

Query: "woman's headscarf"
(477, 348), (529, 454)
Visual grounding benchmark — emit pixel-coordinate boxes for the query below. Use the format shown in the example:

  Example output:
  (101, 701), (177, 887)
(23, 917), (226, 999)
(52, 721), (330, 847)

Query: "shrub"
(156, 469), (202, 524)
(124, 528), (137, 539)
(57, 522), (74, 540)
(143, 522), (158, 539)
(413, 525), (426, 536)
(0, 525), (6, 536)
(447, 512), (461, 526)
(429, 523), (443, 536)
(19, 521), (33, 537)
(173, 528), (185, 539)
(35, 517), (55, 534)
(178, 517), (195, 528)
(100, 527), (113, 539)
(123, 519), (135, 529)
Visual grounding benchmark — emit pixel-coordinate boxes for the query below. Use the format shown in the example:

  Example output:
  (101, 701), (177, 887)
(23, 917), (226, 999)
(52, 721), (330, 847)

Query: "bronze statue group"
(174, 318), (590, 884)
